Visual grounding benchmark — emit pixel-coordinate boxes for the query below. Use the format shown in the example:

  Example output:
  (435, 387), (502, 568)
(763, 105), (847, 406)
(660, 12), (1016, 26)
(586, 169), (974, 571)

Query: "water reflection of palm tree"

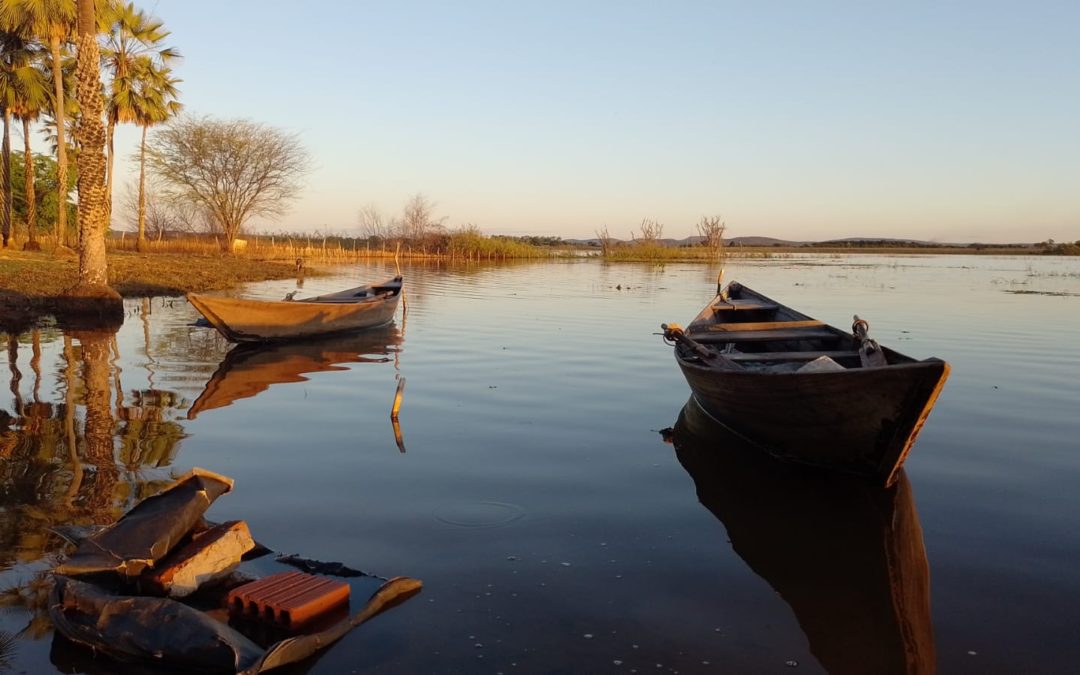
(668, 399), (936, 675)
(6, 334), (21, 418)
(1, 324), (186, 643)
(0, 326), (185, 549)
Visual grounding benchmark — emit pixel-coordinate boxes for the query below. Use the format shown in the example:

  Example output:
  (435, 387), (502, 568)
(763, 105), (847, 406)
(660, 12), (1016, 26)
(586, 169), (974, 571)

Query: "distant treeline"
(809, 239), (1080, 255)
(110, 228), (563, 260)
(807, 240), (1035, 250)
(108, 228), (1080, 261)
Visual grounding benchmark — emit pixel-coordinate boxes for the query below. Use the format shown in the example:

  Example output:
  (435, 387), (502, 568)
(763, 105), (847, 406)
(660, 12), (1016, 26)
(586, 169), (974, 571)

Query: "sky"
(100, 0), (1079, 243)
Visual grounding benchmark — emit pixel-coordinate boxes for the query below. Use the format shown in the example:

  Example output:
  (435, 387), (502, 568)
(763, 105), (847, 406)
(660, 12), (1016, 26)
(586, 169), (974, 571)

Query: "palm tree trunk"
(72, 0), (114, 297)
(1, 108), (10, 248)
(49, 35), (68, 248)
(22, 118), (37, 249)
(105, 117), (114, 226)
(137, 124), (147, 250)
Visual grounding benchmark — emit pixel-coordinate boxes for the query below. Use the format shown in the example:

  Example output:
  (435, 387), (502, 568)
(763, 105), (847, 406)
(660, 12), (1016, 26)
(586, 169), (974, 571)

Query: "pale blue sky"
(104, 1), (1078, 242)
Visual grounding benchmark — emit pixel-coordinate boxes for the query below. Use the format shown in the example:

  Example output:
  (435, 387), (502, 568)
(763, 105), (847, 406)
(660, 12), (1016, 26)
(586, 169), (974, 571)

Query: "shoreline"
(1, 244), (1074, 327)
(0, 248), (305, 327)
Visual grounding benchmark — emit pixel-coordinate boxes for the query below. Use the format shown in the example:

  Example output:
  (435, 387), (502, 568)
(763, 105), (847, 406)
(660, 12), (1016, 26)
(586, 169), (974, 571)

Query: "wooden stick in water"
(391, 377), (406, 420)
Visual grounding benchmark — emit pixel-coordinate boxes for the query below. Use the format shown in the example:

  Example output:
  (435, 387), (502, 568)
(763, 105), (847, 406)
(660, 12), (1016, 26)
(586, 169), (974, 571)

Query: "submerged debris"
(47, 467), (422, 673)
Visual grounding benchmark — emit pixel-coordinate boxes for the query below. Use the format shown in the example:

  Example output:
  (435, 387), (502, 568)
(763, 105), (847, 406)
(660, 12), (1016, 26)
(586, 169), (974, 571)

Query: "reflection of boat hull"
(671, 399), (936, 675)
(668, 282), (949, 486)
(188, 276), (403, 342)
(188, 327), (402, 419)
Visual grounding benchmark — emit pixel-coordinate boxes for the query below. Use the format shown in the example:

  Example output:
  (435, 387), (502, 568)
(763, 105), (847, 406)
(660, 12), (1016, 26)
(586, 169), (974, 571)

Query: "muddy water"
(1, 254), (1078, 674)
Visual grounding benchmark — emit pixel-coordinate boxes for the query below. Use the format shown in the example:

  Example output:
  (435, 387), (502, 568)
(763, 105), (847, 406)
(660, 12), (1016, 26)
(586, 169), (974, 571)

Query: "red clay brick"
(227, 571), (350, 629)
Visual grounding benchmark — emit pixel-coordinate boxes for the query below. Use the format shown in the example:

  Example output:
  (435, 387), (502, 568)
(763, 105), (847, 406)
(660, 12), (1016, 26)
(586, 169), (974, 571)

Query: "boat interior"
(299, 277), (403, 304)
(682, 282), (903, 370)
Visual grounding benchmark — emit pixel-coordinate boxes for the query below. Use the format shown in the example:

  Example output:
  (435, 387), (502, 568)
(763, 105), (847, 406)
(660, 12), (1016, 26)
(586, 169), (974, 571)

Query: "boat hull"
(188, 278), (402, 343)
(677, 354), (949, 486)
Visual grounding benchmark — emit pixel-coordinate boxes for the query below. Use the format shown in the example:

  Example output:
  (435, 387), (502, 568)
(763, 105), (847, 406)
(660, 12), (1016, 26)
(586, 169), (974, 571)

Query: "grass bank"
(0, 247), (305, 322)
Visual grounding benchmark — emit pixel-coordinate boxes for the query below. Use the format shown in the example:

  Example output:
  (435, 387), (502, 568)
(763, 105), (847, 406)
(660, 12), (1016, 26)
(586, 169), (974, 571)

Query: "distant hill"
(821, 237), (938, 246)
(726, 236), (805, 247)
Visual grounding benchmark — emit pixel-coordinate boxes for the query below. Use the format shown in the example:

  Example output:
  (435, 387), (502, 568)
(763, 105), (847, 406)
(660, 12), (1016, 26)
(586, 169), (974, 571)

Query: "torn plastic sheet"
(55, 468), (234, 576)
(51, 575), (265, 672)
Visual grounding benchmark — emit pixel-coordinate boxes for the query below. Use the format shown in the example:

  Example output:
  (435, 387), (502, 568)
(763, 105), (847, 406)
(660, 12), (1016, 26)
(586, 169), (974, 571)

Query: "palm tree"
(127, 57), (180, 250)
(15, 72), (47, 249)
(101, 2), (178, 220)
(0, 31), (48, 248)
(70, 0), (118, 306)
(0, 0), (77, 247)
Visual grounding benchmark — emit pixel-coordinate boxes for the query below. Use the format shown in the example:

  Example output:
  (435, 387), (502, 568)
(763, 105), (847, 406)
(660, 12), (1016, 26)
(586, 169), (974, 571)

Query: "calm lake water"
(1, 254), (1079, 674)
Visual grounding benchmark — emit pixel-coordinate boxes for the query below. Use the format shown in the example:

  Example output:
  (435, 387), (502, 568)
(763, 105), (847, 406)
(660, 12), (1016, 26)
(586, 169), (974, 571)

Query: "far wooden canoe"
(662, 280), (949, 486)
(188, 276), (402, 343)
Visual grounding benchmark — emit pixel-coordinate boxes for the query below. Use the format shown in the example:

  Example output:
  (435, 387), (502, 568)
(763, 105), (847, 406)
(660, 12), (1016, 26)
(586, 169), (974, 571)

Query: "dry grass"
(108, 233), (557, 261)
(1, 246), (304, 319)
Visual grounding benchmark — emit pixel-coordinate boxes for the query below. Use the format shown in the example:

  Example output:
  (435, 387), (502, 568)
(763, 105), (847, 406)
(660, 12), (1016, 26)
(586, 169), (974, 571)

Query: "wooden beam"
(711, 300), (779, 312)
(723, 350), (860, 362)
(705, 319), (824, 332)
(689, 328), (840, 343)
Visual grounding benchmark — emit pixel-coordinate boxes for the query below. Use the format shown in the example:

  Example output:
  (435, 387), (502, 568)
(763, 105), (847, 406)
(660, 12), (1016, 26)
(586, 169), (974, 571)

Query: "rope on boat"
(852, 315), (886, 367)
(661, 323), (715, 360)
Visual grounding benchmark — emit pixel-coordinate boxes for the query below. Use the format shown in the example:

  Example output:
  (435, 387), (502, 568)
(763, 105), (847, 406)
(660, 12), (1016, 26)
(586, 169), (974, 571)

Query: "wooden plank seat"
(704, 320), (824, 332)
(723, 350), (861, 362)
(711, 300), (779, 312)
(689, 328), (840, 343)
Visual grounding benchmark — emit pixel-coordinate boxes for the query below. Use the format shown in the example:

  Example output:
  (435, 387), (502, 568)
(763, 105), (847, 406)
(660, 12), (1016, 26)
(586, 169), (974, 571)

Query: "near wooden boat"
(188, 276), (403, 343)
(666, 400), (935, 674)
(661, 280), (949, 486)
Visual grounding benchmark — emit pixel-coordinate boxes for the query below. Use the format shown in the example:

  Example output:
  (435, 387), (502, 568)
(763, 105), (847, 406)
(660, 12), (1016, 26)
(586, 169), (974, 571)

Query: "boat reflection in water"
(667, 398), (936, 675)
(187, 325), (403, 419)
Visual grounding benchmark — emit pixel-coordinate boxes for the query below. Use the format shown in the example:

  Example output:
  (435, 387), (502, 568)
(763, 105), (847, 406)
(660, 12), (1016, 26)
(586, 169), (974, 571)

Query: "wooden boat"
(187, 327), (402, 419)
(662, 280), (949, 486)
(188, 276), (403, 343)
(667, 399), (935, 674)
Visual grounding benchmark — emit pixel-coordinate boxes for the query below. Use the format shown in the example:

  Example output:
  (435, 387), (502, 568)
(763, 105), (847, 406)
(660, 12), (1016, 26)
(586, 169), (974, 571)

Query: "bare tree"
(398, 193), (445, 249)
(168, 196), (213, 234)
(145, 115), (310, 252)
(121, 183), (172, 239)
(122, 182), (213, 239)
(357, 203), (390, 243)
(637, 218), (663, 242)
(696, 215), (726, 259)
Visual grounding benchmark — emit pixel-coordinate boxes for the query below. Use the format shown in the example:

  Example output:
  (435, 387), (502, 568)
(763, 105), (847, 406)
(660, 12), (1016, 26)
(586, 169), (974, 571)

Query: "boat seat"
(711, 300), (779, 312)
(703, 320), (824, 332)
(689, 328), (840, 343)
(723, 350), (860, 362)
